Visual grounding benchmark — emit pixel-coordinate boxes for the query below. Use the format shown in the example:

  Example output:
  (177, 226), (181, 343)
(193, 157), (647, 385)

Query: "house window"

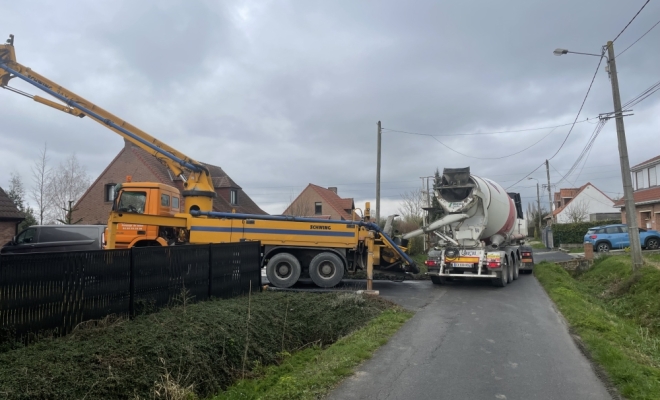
(315, 202), (322, 215)
(636, 170), (647, 190)
(161, 194), (170, 207)
(172, 197), (179, 210)
(105, 184), (117, 202)
(230, 189), (238, 205)
(649, 167), (657, 187)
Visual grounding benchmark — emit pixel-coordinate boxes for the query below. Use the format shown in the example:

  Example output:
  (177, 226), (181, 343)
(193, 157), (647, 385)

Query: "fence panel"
(0, 249), (131, 339)
(1, 242), (260, 343)
(210, 242), (261, 298)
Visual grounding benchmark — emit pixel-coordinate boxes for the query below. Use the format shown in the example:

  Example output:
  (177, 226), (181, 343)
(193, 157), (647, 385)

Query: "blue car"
(584, 223), (660, 252)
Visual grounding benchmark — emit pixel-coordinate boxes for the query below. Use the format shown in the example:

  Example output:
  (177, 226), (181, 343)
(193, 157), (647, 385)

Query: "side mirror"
(11, 236), (16, 245)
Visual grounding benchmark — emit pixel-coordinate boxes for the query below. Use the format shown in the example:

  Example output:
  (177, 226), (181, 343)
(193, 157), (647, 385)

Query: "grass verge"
(0, 292), (394, 399)
(535, 256), (660, 400)
(212, 308), (413, 400)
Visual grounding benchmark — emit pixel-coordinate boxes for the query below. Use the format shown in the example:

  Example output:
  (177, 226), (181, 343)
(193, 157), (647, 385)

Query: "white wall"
(556, 185), (615, 224)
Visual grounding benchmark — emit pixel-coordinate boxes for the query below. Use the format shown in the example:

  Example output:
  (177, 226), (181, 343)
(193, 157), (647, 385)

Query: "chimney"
(328, 187), (337, 194)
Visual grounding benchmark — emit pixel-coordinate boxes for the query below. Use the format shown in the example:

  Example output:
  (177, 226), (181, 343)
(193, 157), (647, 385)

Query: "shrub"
(553, 219), (622, 245)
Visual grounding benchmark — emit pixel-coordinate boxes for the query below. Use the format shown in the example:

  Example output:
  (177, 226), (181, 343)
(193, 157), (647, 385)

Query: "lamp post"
(554, 43), (643, 271)
(528, 178), (542, 240)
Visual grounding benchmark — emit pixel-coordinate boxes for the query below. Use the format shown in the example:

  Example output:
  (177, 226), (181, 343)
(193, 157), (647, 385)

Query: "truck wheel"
(512, 257), (520, 280)
(646, 237), (660, 250)
(266, 253), (301, 288)
(309, 252), (345, 288)
(506, 258), (514, 283)
(492, 263), (508, 287)
(430, 276), (446, 285)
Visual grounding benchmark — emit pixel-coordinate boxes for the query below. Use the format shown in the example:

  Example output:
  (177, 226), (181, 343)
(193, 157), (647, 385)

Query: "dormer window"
(230, 189), (238, 205)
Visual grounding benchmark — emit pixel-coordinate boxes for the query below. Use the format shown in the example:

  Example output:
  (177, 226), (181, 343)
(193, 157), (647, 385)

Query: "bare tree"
(31, 143), (51, 224)
(398, 188), (425, 226)
(565, 198), (590, 223)
(46, 153), (91, 223)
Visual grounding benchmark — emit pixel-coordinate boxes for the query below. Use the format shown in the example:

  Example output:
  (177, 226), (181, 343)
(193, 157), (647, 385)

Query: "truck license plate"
(452, 263), (473, 268)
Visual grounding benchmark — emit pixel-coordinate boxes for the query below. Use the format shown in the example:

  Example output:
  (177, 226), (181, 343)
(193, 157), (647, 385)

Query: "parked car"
(1, 225), (106, 254)
(583, 224), (660, 252)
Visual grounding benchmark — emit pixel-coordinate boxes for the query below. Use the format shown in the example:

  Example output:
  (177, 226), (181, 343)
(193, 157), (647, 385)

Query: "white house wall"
(556, 185), (615, 224)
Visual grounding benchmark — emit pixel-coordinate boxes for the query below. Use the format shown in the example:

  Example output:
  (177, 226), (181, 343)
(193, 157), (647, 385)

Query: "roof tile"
(0, 187), (24, 220)
(613, 186), (660, 207)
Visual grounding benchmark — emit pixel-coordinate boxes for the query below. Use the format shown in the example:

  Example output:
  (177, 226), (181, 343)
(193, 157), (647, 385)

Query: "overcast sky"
(1, 0), (659, 219)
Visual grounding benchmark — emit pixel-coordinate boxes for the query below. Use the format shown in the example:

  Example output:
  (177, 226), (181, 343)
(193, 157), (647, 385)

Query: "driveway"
(325, 255), (613, 400)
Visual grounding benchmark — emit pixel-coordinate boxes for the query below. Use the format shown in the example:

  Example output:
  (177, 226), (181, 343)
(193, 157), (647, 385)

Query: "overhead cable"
(616, 17), (660, 57)
(612, 0), (651, 43)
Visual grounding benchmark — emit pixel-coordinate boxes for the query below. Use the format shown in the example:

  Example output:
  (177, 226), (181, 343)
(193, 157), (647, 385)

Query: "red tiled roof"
(553, 183), (614, 216)
(631, 154), (660, 171)
(77, 141), (266, 215)
(0, 187), (24, 220)
(285, 184), (357, 220)
(613, 186), (660, 208)
(309, 184), (357, 220)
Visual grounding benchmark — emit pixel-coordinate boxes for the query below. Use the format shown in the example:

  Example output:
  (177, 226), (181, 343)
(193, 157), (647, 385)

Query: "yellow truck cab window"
(172, 197), (179, 210)
(161, 194), (170, 207)
(118, 191), (147, 214)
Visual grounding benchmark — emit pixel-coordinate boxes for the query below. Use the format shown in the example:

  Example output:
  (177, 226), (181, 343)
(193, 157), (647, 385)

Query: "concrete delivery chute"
(0, 35), (418, 289)
(409, 167), (534, 287)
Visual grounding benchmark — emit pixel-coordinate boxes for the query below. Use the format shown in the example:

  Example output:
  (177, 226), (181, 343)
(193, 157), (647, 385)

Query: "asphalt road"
(325, 253), (612, 400)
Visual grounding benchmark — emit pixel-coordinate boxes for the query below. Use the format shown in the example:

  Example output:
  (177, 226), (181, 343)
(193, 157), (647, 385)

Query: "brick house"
(75, 140), (267, 224)
(551, 183), (616, 223)
(283, 184), (360, 220)
(0, 187), (25, 244)
(614, 155), (660, 230)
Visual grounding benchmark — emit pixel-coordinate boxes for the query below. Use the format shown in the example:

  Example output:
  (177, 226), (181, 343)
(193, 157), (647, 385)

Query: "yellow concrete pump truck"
(0, 34), (418, 288)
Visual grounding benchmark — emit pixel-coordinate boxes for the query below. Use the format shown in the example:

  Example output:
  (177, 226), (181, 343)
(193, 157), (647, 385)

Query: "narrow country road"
(327, 251), (612, 400)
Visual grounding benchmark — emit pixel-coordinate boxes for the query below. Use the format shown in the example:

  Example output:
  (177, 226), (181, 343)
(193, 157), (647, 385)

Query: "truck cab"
(108, 181), (183, 248)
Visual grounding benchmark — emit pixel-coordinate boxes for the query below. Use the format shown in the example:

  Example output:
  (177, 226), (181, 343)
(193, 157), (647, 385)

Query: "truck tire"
(512, 257), (520, 280)
(506, 257), (514, 283)
(492, 262), (508, 287)
(309, 252), (345, 288)
(430, 275), (446, 285)
(266, 253), (301, 288)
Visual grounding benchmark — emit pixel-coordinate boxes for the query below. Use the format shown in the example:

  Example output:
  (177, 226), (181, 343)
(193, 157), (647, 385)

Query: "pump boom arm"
(0, 35), (215, 204)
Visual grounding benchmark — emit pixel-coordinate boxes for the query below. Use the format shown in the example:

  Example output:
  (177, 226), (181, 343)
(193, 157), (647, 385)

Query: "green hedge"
(553, 219), (622, 245)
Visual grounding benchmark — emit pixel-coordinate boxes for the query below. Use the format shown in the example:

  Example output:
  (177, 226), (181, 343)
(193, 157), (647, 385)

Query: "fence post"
(129, 248), (135, 317)
(208, 244), (213, 299)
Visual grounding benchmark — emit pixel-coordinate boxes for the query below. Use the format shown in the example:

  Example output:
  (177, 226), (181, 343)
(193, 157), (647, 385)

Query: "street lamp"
(528, 177), (542, 241)
(554, 42), (643, 270)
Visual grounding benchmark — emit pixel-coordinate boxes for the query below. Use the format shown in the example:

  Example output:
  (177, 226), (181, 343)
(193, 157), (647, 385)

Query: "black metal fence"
(0, 242), (260, 341)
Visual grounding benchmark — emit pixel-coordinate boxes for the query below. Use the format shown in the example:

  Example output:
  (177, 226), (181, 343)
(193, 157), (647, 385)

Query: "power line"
(548, 52), (605, 161)
(505, 162), (545, 190)
(622, 79), (660, 109)
(422, 125), (559, 160)
(616, 17), (660, 57)
(612, 0), (651, 43)
(381, 118), (592, 137)
(554, 119), (608, 186)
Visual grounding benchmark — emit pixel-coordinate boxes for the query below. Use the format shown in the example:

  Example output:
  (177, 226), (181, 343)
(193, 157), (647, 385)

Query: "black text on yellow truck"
(0, 34), (418, 288)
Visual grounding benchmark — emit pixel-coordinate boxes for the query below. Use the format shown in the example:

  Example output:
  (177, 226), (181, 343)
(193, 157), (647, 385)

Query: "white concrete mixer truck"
(404, 167), (534, 287)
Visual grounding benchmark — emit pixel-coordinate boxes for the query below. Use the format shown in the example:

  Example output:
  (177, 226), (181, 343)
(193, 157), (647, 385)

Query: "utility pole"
(536, 183), (541, 240)
(376, 121), (382, 224)
(606, 41), (643, 271)
(545, 160), (554, 224)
